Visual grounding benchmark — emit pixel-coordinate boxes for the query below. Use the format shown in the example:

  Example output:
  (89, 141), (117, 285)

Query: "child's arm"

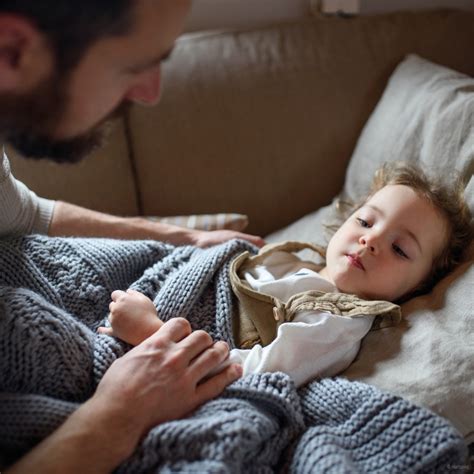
(98, 289), (163, 346)
(229, 312), (374, 387)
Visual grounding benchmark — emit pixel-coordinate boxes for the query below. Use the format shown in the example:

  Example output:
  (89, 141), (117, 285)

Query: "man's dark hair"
(0, 0), (135, 70)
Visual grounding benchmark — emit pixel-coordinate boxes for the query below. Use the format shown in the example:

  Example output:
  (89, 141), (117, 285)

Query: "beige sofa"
(9, 9), (474, 235)
(7, 8), (474, 450)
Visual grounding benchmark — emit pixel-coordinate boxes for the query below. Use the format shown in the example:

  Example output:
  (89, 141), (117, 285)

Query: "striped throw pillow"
(147, 213), (248, 231)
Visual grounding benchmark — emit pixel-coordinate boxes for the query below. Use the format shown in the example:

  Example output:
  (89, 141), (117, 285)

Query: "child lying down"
(99, 162), (472, 387)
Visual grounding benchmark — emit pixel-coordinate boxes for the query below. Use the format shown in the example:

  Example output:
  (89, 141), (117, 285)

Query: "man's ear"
(0, 14), (53, 92)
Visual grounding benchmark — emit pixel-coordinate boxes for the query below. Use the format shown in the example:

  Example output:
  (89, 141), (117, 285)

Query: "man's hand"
(189, 229), (265, 248)
(98, 289), (162, 345)
(94, 318), (241, 440)
(6, 318), (241, 474)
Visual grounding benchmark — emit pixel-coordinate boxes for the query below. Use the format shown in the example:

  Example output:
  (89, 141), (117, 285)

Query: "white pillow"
(266, 55), (474, 443)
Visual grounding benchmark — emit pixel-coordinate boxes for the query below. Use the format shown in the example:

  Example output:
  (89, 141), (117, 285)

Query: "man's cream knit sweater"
(0, 149), (55, 237)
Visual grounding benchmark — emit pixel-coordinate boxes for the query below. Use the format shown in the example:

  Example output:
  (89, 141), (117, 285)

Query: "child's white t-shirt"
(228, 251), (374, 387)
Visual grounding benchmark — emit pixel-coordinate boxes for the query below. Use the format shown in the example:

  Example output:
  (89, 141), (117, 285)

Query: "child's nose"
(359, 234), (378, 254)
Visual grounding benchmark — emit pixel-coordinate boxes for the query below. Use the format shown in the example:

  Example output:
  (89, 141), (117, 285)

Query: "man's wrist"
(6, 396), (142, 474)
(74, 395), (143, 463)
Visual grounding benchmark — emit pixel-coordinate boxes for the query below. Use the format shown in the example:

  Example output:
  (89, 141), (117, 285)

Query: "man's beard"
(0, 69), (129, 164)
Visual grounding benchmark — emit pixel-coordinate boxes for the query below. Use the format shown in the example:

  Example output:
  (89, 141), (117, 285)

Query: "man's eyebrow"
(126, 47), (175, 73)
(364, 204), (422, 254)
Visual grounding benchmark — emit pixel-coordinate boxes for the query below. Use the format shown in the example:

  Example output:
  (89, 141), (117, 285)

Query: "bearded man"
(0, 1), (261, 472)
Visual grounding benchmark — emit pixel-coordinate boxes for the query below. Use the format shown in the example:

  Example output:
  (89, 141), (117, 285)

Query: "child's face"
(320, 185), (448, 301)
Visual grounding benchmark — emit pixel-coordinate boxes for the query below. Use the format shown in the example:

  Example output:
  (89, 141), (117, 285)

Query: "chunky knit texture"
(0, 235), (467, 472)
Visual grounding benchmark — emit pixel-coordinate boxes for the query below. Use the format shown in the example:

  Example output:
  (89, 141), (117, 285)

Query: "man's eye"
(393, 244), (409, 259)
(356, 218), (370, 228)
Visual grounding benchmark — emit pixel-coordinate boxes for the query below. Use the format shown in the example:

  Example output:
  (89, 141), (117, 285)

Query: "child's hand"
(98, 289), (163, 346)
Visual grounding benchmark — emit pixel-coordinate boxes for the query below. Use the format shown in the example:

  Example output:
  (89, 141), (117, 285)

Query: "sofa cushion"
(266, 55), (474, 443)
(343, 54), (474, 202)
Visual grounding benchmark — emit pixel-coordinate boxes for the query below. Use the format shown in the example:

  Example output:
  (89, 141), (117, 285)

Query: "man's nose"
(125, 67), (162, 106)
(359, 233), (379, 254)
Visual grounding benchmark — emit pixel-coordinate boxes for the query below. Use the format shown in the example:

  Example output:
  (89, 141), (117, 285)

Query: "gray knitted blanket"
(0, 236), (467, 473)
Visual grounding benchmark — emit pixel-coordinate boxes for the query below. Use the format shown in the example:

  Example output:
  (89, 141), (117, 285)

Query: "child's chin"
(334, 280), (360, 297)
(336, 281), (371, 300)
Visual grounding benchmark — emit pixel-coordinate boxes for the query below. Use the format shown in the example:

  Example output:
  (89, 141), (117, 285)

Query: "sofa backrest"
(8, 9), (474, 235)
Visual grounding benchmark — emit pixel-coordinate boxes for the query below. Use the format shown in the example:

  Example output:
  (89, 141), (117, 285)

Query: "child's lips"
(346, 253), (365, 270)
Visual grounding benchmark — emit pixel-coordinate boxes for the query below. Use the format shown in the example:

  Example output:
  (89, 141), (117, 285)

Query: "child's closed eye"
(356, 218), (371, 228)
(392, 244), (409, 259)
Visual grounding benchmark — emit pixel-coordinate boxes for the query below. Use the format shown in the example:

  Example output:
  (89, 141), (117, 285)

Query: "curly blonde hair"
(329, 162), (473, 300)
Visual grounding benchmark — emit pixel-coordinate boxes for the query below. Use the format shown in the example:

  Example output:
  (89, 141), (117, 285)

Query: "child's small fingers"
(126, 289), (142, 296)
(111, 290), (126, 301)
(97, 327), (114, 336)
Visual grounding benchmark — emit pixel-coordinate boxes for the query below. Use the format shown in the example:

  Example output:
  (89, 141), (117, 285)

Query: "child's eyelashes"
(392, 244), (409, 259)
(356, 218), (371, 228)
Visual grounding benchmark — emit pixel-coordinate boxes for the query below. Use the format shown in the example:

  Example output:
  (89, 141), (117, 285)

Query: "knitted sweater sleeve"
(0, 149), (55, 237)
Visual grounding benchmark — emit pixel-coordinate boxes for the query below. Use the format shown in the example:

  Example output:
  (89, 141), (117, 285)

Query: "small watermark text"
(446, 464), (472, 472)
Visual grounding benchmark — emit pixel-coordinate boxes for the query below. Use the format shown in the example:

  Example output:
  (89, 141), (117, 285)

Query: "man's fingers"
(147, 317), (192, 343)
(236, 233), (265, 248)
(195, 363), (242, 404)
(247, 235), (266, 247)
(189, 340), (230, 381)
(177, 330), (215, 361)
